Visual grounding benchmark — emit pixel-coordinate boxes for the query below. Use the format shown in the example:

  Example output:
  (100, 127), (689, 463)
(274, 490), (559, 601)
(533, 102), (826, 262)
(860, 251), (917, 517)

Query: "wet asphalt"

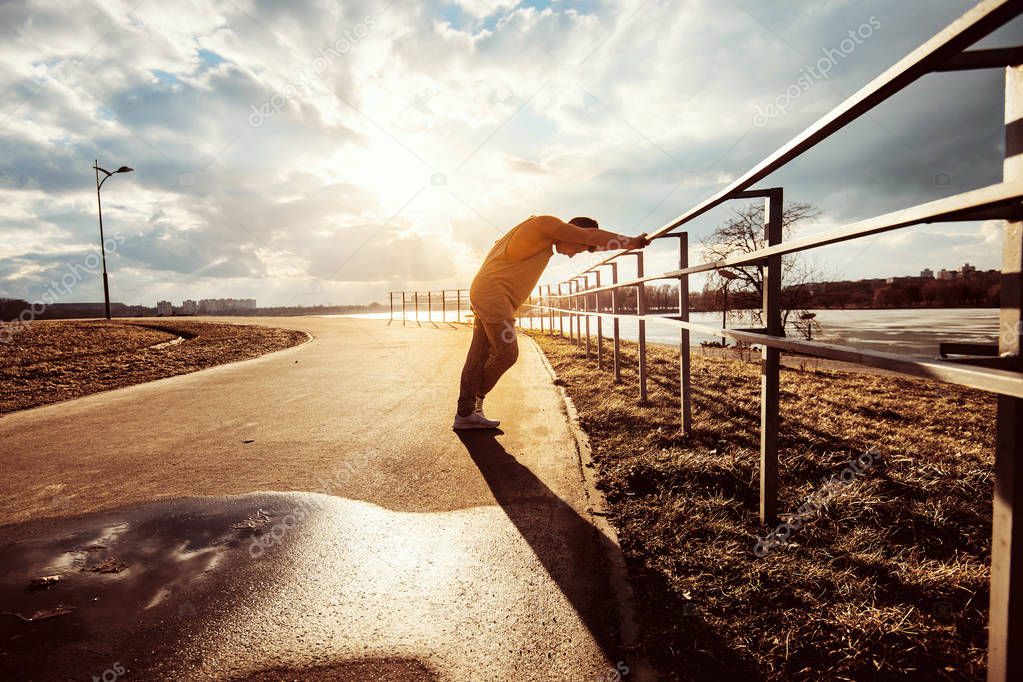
(0, 317), (629, 681)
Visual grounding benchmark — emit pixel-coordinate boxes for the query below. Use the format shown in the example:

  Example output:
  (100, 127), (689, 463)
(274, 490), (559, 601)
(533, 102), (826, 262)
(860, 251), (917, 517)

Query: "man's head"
(555, 216), (599, 257)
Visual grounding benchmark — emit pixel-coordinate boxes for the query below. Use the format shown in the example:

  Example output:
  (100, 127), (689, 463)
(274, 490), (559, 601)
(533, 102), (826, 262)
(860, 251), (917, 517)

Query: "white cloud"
(0, 0), (1016, 306)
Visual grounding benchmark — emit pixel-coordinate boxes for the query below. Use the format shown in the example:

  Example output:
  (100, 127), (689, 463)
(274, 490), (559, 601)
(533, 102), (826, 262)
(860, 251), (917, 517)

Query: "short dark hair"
(568, 216), (598, 229)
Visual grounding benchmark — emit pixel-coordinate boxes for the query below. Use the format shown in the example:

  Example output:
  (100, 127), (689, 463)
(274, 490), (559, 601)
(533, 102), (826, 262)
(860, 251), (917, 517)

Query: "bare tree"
(701, 201), (822, 331)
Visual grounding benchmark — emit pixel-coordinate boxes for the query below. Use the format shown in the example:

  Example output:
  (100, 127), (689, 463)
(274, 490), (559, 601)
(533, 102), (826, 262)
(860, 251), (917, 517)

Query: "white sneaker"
(453, 411), (501, 430)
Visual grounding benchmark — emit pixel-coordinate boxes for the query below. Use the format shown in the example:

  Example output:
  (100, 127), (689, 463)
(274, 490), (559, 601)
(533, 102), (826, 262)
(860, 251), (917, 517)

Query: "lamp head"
(115, 166), (134, 173)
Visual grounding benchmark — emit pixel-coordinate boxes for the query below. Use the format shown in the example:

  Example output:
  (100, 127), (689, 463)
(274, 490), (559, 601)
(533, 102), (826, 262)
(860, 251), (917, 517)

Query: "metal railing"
(387, 289), (470, 326)
(519, 3), (1023, 678)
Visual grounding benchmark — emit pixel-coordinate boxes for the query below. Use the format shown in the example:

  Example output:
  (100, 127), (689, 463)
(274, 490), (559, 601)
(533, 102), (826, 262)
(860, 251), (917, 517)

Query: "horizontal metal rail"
(552, 180), (1023, 297)
(523, 303), (1023, 400)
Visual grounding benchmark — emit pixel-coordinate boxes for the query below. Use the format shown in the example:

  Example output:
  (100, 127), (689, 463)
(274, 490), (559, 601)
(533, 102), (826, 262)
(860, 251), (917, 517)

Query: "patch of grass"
(1, 320), (307, 414)
(528, 330), (994, 681)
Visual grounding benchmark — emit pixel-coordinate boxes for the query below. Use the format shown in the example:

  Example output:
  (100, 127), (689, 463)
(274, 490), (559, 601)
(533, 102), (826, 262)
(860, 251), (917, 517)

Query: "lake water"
(342, 307), (1001, 359)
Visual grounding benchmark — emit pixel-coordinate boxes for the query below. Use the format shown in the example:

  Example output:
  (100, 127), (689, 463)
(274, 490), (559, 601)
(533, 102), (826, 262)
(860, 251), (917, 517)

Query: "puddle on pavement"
(0, 486), (617, 680)
(0, 493), (324, 680)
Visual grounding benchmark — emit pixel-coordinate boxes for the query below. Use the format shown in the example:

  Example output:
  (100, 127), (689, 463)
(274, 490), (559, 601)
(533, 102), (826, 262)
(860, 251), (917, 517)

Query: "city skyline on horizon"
(8, 257), (991, 312)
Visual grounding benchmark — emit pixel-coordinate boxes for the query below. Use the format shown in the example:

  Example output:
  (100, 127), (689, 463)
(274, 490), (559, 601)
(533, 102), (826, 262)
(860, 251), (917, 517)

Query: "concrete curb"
(523, 333), (656, 682)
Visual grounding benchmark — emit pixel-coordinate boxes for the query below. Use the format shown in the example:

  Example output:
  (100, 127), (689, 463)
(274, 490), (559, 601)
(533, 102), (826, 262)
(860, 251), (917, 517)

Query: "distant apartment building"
(156, 300), (173, 316)
(920, 263), (978, 281)
(885, 276), (917, 285)
(197, 298), (257, 314)
(181, 299), (198, 315)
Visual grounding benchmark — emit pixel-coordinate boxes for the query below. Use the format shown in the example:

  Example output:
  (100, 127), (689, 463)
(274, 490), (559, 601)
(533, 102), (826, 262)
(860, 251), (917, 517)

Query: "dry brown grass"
(528, 330), (995, 681)
(1, 319), (308, 414)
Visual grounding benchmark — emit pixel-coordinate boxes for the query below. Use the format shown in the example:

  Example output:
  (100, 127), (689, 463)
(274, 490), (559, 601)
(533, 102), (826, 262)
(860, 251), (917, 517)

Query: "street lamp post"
(93, 160), (134, 320)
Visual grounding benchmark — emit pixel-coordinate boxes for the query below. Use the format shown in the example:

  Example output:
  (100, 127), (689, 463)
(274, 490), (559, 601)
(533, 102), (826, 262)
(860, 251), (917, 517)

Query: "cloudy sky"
(0, 0), (1020, 307)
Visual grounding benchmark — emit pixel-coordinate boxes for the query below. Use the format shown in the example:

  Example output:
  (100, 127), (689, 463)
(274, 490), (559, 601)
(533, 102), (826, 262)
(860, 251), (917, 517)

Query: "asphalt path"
(0, 316), (634, 681)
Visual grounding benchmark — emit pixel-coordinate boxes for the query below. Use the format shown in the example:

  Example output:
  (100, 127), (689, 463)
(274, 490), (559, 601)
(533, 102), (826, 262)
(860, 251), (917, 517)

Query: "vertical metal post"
(636, 253), (648, 403)
(569, 281), (577, 344)
(414, 291), (419, 324)
(677, 234), (692, 434)
(595, 272), (603, 370)
(558, 283), (565, 337)
(583, 277), (591, 358)
(539, 287), (545, 333)
(427, 291), (432, 324)
(760, 189), (783, 526)
(576, 280), (582, 345)
(402, 291), (407, 327)
(94, 160), (112, 320)
(576, 280), (582, 344)
(547, 285), (555, 334)
(611, 263), (621, 383)
(565, 282), (571, 341)
(989, 63), (1023, 682)
(572, 280), (581, 343)
(722, 283), (730, 338)
(441, 290), (446, 324)
(456, 289), (462, 324)
(389, 292), (394, 323)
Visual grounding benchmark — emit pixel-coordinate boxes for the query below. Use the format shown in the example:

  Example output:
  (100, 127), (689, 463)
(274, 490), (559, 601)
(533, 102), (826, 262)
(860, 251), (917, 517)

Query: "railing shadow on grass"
(455, 429), (761, 678)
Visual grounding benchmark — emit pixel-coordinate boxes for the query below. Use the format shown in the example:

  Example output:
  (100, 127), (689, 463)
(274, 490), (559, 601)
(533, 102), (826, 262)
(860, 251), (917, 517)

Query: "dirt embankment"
(529, 330), (994, 681)
(1, 319), (308, 414)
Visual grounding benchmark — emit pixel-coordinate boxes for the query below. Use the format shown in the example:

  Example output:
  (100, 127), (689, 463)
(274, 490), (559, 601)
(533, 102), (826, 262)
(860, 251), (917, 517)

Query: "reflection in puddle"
(0, 495), (294, 680)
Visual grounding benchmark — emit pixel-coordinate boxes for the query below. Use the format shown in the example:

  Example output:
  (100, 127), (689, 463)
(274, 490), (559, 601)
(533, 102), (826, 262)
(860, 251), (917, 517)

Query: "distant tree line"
(807, 271), (1000, 308)
(0, 298), (30, 321)
(538, 270), (1001, 316)
(0, 298), (387, 321)
(229, 302), (385, 317)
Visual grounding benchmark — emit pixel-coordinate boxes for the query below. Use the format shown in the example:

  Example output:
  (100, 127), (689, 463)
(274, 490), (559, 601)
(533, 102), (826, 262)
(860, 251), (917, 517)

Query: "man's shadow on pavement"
(456, 429), (762, 679)
(455, 429), (623, 662)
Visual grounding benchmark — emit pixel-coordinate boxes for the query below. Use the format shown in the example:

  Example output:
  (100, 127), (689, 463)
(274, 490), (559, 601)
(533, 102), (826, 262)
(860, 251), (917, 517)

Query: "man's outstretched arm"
(532, 215), (649, 251)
